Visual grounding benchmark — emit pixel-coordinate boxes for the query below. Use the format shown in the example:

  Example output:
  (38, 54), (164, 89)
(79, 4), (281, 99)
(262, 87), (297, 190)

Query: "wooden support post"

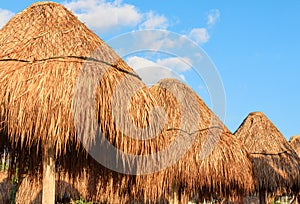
(259, 190), (266, 204)
(42, 146), (55, 204)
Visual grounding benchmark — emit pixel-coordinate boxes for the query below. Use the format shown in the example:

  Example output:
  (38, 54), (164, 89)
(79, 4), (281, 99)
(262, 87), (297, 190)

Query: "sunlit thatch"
(234, 112), (300, 202)
(0, 2), (164, 203)
(0, 0), (161, 177)
(131, 79), (254, 202)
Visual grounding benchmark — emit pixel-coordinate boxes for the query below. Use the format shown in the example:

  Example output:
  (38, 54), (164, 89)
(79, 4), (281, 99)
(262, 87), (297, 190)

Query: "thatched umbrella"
(131, 78), (254, 202)
(0, 2), (163, 203)
(234, 112), (300, 204)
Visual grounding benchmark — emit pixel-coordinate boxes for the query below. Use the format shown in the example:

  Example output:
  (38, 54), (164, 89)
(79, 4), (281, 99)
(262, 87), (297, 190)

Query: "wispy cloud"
(126, 56), (186, 85)
(157, 57), (192, 72)
(186, 9), (220, 44)
(139, 11), (169, 30)
(188, 28), (210, 44)
(207, 9), (220, 27)
(0, 8), (14, 28)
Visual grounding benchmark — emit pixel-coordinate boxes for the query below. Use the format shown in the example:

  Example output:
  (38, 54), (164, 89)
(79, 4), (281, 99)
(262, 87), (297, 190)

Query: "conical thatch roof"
(234, 112), (300, 194)
(149, 78), (230, 133)
(290, 135), (300, 156)
(131, 79), (254, 202)
(0, 2), (165, 202)
(0, 1), (162, 175)
(0, 1), (139, 152)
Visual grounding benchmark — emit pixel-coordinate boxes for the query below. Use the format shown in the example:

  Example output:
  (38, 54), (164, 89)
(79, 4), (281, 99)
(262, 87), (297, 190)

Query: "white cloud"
(64, 0), (218, 45)
(126, 56), (157, 69)
(64, 0), (142, 33)
(139, 11), (169, 30)
(156, 57), (192, 72)
(64, 0), (169, 33)
(126, 56), (186, 85)
(0, 8), (14, 28)
(188, 28), (210, 44)
(207, 9), (220, 27)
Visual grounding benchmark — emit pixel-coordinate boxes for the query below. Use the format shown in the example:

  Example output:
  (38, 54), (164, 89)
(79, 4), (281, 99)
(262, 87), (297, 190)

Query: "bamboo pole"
(42, 146), (55, 204)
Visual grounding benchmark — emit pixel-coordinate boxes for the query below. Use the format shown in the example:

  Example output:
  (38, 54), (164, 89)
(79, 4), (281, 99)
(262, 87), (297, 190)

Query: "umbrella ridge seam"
(0, 56), (141, 80)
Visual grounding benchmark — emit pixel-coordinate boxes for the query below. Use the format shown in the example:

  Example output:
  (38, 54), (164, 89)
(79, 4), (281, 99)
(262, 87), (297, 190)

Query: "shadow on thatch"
(15, 169), (170, 204)
(16, 174), (80, 204)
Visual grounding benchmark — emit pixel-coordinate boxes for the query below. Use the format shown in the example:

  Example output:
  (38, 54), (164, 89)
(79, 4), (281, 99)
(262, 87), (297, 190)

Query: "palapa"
(132, 79), (254, 202)
(234, 112), (300, 203)
(0, 2), (161, 203)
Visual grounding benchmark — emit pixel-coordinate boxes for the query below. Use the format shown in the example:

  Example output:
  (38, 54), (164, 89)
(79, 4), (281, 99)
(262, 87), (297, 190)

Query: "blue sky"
(0, 0), (299, 139)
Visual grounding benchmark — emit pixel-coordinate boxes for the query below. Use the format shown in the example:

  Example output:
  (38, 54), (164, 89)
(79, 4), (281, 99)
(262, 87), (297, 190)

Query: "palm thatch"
(0, 2), (255, 202)
(0, 2), (165, 203)
(17, 132), (254, 203)
(0, 1), (141, 156)
(0, 1), (162, 176)
(149, 78), (230, 133)
(15, 169), (134, 204)
(15, 77), (255, 203)
(129, 79), (254, 202)
(290, 135), (300, 156)
(15, 174), (80, 204)
(234, 112), (300, 199)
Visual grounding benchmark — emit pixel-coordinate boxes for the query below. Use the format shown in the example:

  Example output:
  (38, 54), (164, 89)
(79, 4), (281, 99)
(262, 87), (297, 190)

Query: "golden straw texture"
(235, 112), (300, 194)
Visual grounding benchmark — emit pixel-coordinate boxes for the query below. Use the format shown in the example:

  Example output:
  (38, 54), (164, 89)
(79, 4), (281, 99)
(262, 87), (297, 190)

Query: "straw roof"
(130, 79), (254, 202)
(149, 78), (230, 133)
(0, 1), (138, 152)
(0, 1), (164, 176)
(15, 173), (80, 204)
(133, 129), (254, 202)
(15, 168), (137, 204)
(290, 135), (300, 156)
(18, 140), (254, 203)
(234, 112), (300, 194)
